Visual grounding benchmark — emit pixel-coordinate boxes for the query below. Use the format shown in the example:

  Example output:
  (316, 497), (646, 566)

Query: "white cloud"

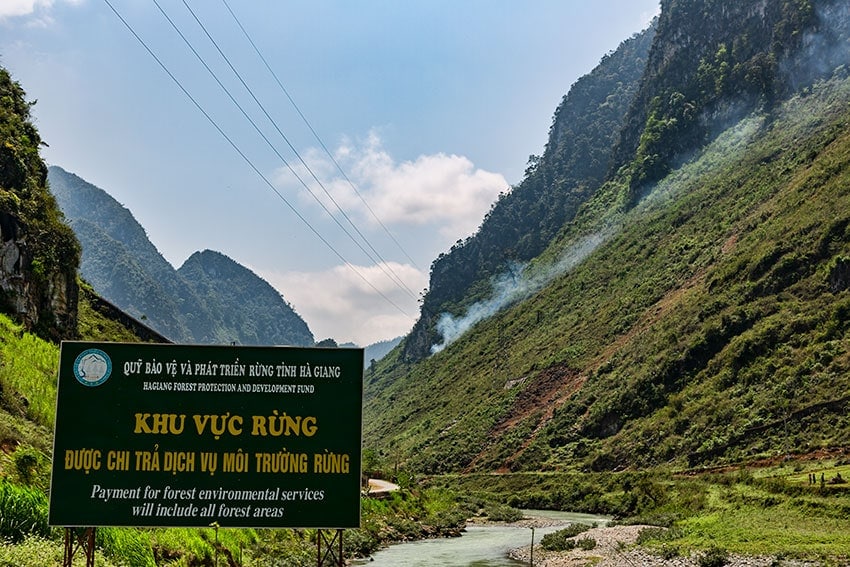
(0, 0), (45, 19)
(275, 131), (508, 240)
(259, 261), (427, 346)
(0, 0), (82, 24)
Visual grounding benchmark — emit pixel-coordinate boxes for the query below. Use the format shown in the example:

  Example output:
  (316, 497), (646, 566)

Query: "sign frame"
(49, 341), (363, 529)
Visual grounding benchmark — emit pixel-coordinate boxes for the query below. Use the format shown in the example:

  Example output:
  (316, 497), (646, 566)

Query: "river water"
(352, 511), (608, 567)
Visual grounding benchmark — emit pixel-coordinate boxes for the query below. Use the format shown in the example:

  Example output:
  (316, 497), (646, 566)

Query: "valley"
(3, 0), (850, 564)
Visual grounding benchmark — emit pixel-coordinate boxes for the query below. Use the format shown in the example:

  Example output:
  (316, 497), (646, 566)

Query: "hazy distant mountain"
(364, 336), (402, 368)
(177, 249), (313, 346)
(48, 166), (314, 346)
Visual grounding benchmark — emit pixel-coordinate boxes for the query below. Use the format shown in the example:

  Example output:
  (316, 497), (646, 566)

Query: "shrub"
(698, 545), (730, 567)
(658, 544), (681, 559)
(576, 537), (597, 550)
(540, 523), (592, 551)
(0, 479), (48, 543)
(482, 503), (523, 522)
(12, 445), (48, 487)
(636, 526), (668, 544)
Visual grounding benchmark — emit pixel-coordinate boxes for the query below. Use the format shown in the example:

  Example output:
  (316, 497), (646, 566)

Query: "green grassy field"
(431, 460), (850, 563)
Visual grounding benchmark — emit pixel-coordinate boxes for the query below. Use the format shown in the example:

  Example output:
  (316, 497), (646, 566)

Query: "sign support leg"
(63, 527), (96, 567)
(317, 529), (344, 567)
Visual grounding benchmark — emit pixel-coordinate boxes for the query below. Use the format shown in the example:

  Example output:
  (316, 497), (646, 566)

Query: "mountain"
(364, 0), (850, 474)
(612, 0), (850, 200)
(403, 21), (656, 362)
(0, 69), (79, 341)
(177, 249), (313, 346)
(364, 336), (403, 369)
(404, 20), (655, 361)
(48, 166), (314, 347)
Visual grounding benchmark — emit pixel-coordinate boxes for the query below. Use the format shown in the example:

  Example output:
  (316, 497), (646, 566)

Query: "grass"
(363, 73), (850, 478)
(540, 523), (592, 551)
(0, 479), (48, 543)
(433, 461), (850, 562)
(0, 535), (127, 567)
(645, 471), (850, 561)
(0, 315), (59, 429)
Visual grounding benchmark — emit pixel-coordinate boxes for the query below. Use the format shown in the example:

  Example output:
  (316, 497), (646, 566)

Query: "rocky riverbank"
(506, 519), (820, 567)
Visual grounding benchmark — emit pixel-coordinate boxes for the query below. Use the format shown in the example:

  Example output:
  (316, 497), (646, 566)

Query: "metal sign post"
(317, 529), (344, 567)
(63, 527), (96, 567)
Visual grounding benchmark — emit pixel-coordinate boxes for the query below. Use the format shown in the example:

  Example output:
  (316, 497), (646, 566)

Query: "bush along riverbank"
(3, 434), (849, 565)
(347, 486), (524, 558)
(428, 457), (850, 565)
(0, 479), (510, 566)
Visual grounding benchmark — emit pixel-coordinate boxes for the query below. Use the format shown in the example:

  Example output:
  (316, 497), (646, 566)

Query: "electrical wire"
(179, 0), (420, 301)
(219, 0), (422, 272)
(151, 0), (417, 303)
(101, 0), (413, 319)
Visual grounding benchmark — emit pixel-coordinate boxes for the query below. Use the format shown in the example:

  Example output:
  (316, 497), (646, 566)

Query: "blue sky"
(1, 0), (658, 345)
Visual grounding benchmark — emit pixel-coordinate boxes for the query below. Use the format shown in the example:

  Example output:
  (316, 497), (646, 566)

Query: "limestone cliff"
(0, 67), (80, 340)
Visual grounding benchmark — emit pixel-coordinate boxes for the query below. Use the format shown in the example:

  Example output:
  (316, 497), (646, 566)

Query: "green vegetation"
(539, 523), (592, 551)
(49, 167), (315, 347)
(76, 282), (158, 343)
(0, 479), (49, 542)
(615, 0), (829, 198)
(435, 461), (850, 562)
(365, 72), (850, 479)
(0, 68), (80, 342)
(0, 315), (60, 429)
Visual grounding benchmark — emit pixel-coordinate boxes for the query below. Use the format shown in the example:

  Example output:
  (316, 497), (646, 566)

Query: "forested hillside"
(613, 0), (850, 200)
(177, 249), (313, 346)
(49, 166), (314, 347)
(403, 23), (656, 361)
(365, 0), (850, 474)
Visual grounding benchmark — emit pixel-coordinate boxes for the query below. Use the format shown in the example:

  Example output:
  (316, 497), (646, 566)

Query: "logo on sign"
(73, 349), (112, 387)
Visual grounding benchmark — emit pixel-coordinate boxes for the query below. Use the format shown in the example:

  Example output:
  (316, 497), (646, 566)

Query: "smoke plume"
(430, 228), (613, 354)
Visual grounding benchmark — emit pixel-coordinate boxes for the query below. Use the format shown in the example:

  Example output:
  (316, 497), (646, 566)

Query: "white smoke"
(430, 228), (614, 354)
(424, 0), (842, 356)
(427, 101), (765, 356)
(781, 1), (850, 92)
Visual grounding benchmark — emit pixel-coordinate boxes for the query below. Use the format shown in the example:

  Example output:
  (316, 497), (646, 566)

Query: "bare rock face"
(0, 214), (27, 314)
(0, 210), (78, 341)
(829, 257), (850, 293)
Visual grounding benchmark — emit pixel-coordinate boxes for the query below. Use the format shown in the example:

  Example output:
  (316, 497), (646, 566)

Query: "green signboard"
(49, 342), (363, 528)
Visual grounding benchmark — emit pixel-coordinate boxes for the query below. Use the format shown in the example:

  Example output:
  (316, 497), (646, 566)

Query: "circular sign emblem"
(73, 349), (112, 387)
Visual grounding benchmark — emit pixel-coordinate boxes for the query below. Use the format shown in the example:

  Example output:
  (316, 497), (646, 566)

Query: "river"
(351, 510), (609, 567)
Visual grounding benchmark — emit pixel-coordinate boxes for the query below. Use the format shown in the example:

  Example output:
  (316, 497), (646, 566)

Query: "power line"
(152, 0), (418, 303)
(101, 0), (413, 319)
(178, 0), (419, 301)
(220, 0), (422, 272)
